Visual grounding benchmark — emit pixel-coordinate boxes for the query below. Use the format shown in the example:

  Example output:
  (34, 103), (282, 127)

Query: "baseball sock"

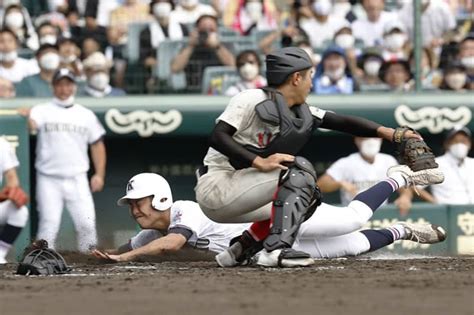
(353, 178), (399, 212)
(0, 224), (22, 260)
(248, 219), (271, 241)
(360, 225), (406, 252)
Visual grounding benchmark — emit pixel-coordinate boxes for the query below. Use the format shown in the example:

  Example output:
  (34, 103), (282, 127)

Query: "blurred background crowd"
(0, 0), (472, 97)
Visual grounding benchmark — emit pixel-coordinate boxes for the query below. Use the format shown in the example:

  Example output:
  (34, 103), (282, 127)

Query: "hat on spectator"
(445, 125), (472, 140)
(383, 20), (406, 35)
(379, 58), (412, 81)
(52, 68), (76, 84)
(83, 52), (113, 71)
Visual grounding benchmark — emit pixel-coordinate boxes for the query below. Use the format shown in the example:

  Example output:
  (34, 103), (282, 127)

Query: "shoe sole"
(215, 251), (237, 268)
(433, 224), (447, 242)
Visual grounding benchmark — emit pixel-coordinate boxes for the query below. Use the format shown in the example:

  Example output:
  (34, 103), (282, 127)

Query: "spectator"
(457, 34), (474, 89)
(26, 68), (106, 252)
(1, 3), (39, 50)
(79, 51), (126, 97)
(37, 21), (60, 46)
(408, 47), (443, 89)
(398, 0), (456, 52)
(312, 46), (356, 94)
(57, 36), (83, 78)
(379, 58), (412, 91)
(0, 136), (29, 264)
(172, 0), (217, 25)
(224, 49), (266, 96)
(140, 0), (188, 78)
(352, 0), (397, 47)
(299, 0), (346, 49)
(439, 61), (470, 91)
(421, 126), (474, 204)
(381, 19), (409, 61)
(332, 22), (359, 77)
(81, 35), (102, 59)
(15, 44), (60, 97)
(0, 76), (14, 97)
(317, 136), (412, 215)
(332, 0), (353, 20)
(355, 46), (384, 86)
(107, 0), (151, 89)
(258, 24), (310, 55)
(0, 28), (39, 83)
(171, 14), (235, 92)
(223, 0), (278, 36)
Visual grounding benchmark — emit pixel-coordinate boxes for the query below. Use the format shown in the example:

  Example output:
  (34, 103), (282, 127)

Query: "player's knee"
(282, 156), (317, 188)
(7, 205), (29, 227)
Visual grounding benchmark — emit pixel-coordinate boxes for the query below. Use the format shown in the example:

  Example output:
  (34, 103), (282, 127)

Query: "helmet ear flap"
(151, 195), (171, 211)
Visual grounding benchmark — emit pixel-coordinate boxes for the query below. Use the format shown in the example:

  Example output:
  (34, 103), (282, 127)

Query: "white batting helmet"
(117, 173), (173, 211)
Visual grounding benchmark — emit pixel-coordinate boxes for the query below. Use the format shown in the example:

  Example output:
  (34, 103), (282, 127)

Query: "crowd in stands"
(0, 0), (471, 97)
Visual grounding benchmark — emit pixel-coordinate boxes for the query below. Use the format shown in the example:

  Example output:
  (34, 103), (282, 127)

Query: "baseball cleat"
(387, 165), (444, 186)
(254, 248), (314, 268)
(400, 222), (447, 244)
(215, 241), (243, 267)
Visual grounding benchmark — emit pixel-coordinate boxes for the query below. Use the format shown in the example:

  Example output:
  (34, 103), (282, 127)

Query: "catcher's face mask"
(16, 248), (70, 276)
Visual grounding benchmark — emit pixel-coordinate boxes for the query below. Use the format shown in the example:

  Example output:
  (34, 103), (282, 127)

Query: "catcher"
(0, 136), (29, 264)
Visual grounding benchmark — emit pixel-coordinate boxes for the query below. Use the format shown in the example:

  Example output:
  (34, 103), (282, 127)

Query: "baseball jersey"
(130, 200), (250, 253)
(326, 152), (398, 205)
(0, 137), (19, 185)
(30, 102), (105, 177)
(430, 153), (474, 204)
(202, 89), (327, 169)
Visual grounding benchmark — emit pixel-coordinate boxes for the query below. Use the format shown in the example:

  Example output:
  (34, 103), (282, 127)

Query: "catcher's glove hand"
(0, 186), (29, 208)
(393, 126), (438, 172)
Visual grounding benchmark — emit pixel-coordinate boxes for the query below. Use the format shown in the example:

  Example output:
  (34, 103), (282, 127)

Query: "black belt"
(197, 165), (208, 177)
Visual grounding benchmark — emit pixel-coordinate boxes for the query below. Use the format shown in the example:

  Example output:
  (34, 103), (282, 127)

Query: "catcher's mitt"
(393, 126), (438, 172)
(0, 186), (28, 208)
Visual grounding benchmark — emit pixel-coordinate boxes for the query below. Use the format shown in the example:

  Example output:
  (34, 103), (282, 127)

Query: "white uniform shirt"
(352, 11), (398, 47)
(430, 153), (474, 204)
(172, 4), (217, 25)
(398, 1), (456, 47)
(202, 89), (327, 169)
(130, 200), (250, 253)
(0, 58), (40, 83)
(0, 137), (19, 185)
(326, 152), (398, 205)
(300, 15), (347, 48)
(30, 102), (105, 177)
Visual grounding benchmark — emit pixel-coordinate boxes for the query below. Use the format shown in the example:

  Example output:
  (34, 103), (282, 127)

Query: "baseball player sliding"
(194, 47), (444, 268)
(92, 173), (446, 263)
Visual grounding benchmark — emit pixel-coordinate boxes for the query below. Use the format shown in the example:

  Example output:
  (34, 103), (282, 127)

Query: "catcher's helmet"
(117, 173), (173, 211)
(265, 47), (313, 86)
(16, 248), (70, 276)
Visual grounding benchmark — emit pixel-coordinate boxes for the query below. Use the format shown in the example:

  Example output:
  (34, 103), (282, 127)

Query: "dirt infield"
(0, 255), (473, 315)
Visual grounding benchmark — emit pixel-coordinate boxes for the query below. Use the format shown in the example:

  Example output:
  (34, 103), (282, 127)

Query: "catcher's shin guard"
(264, 156), (321, 251)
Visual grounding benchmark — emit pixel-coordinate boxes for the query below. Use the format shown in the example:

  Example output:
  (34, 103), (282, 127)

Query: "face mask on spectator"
(5, 11), (24, 29)
(89, 72), (110, 91)
(39, 52), (60, 71)
(153, 2), (172, 18)
(60, 54), (77, 64)
(239, 63), (259, 81)
(40, 34), (57, 45)
(359, 138), (382, 158)
(313, 0), (332, 16)
(448, 143), (469, 160)
(364, 60), (382, 76)
(246, 2), (263, 23)
(180, 0), (198, 7)
(384, 34), (405, 51)
(324, 66), (344, 81)
(445, 73), (467, 90)
(460, 56), (474, 69)
(0, 51), (17, 63)
(53, 95), (75, 107)
(335, 34), (354, 49)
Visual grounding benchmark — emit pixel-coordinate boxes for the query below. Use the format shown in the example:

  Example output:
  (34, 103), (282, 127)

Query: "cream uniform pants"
(36, 172), (97, 252)
(195, 167), (376, 258)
